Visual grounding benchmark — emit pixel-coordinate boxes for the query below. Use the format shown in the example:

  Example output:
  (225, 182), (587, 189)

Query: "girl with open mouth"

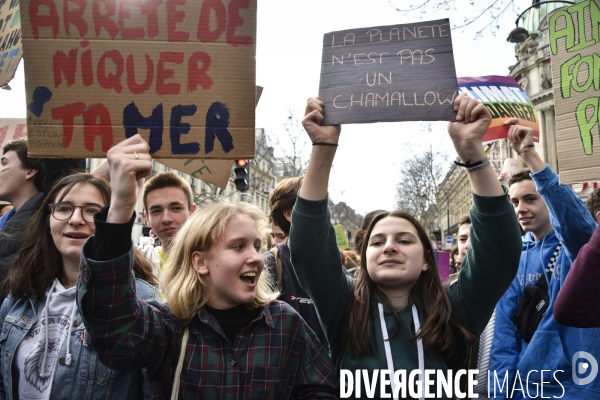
(76, 135), (338, 399)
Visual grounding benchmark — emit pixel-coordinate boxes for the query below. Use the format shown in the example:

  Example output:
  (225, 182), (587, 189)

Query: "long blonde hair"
(161, 202), (278, 320)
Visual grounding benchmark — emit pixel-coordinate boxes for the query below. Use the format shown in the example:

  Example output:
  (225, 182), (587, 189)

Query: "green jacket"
(289, 190), (522, 399)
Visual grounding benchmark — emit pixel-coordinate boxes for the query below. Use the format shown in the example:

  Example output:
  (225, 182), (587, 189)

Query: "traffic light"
(234, 159), (250, 191)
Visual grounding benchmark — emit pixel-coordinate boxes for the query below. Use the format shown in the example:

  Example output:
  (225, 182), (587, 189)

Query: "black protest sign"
(319, 19), (458, 125)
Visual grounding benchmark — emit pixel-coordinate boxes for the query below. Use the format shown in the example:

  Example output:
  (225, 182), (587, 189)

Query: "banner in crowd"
(435, 251), (450, 283)
(318, 19), (458, 125)
(20, 0), (256, 159)
(0, 118), (27, 148)
(334, 224), (350, 250)
(549, 0), (600, 184)
(458, 76), (539, 143)
(0, 0), (22, 86)
(570, 181), (600, 193)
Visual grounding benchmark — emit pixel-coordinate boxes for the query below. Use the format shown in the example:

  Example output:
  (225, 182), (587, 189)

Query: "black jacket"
(263, 242), (329, 350)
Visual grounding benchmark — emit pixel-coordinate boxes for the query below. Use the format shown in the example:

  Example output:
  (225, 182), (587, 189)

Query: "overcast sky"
(1, 0), (519, 215)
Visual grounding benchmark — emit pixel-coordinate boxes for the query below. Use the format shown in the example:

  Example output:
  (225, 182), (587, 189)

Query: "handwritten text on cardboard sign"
(318, 19), (459, 125)
(20, 0), (256, 159)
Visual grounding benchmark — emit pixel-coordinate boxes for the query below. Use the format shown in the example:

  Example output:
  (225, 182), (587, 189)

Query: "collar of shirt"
(0, 208), (16, 231)
(197, 303), (275, 331)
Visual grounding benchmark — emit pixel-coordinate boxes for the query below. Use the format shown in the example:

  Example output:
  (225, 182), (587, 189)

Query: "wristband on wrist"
(517, 143), (535, 155)
(453, 157), (488, 169)
(464, 159), (490, 172)
(312, 142), (338, 147)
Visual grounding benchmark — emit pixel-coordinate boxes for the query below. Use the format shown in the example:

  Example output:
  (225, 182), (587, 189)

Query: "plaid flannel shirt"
(77, 235), (338, 399)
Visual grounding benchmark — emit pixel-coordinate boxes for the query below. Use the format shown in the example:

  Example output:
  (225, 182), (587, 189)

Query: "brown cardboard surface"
(255, 85), (263, 107)
(0, 0), (22, 86)
(20, 0), (256, 159)
(0, 117), (27, 148)
(157, 158), (232, 189)
(549, 0), (600, 184)
(318, 19), (458, 125)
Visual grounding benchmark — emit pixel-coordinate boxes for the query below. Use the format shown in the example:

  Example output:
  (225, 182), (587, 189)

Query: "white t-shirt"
(14, 280), (77, 400)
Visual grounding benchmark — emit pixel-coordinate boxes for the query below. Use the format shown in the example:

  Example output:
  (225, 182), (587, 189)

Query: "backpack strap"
(170, 327), (190, 400)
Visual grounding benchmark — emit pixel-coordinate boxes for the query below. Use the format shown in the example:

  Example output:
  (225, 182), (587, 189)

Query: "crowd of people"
(0, 92), (598, 399)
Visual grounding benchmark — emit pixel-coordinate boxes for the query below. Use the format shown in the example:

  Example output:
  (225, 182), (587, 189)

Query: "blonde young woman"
(289, 94), (523, 398)
(77, 135), (338, 399)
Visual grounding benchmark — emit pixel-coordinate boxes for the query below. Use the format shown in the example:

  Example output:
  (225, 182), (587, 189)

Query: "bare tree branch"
(268, 110), (310, 177)
(394, 124), (449, 230)
(387, 0), (521, 39)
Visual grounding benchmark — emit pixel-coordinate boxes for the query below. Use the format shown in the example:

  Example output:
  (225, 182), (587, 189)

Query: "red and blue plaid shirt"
(77, 220), (338, 399)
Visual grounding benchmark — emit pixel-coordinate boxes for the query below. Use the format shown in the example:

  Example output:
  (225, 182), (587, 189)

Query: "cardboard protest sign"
(334, 224), (350, 250)
(458, 76), (540, 143)
(19, 0), (256, 160)
(255, 85), (263, 107)
(0, 0), (22, 86)
(549, 0), (600, 184)
(0, 118), (27, 147)
(157, 158), (232, 189)
(318, 19), (458, 125)
(157, 84), (263, 189)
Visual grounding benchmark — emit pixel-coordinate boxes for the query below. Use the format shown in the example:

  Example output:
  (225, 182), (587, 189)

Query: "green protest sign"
(334, 224), (350, 250)
(549, 0), (600, 184)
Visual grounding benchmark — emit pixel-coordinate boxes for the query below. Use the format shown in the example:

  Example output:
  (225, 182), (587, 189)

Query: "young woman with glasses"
(0, 173), (157, 400)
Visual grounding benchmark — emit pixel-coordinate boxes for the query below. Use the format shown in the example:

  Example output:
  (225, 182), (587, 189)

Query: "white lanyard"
(378, 303), (424, 400)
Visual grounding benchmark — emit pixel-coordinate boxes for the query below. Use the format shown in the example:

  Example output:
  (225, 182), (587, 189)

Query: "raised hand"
(505, 118), (535, 154)
(447, 93), (492, 162)
(106, 134), (152, 224)
(504, 118), (544, 172)
(302, 97), (341, 145)
(448, 94), (503, 197)
(299, 97), (340, 201)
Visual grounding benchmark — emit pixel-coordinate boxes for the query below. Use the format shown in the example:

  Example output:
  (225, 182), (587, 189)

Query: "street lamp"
(507, 1), (575, 43)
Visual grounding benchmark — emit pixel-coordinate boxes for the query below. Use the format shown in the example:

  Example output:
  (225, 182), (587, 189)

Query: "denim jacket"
(0, 278), (157, 400)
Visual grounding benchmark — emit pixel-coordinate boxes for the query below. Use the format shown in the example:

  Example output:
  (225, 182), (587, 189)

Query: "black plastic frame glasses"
(48, 202), (102, 223)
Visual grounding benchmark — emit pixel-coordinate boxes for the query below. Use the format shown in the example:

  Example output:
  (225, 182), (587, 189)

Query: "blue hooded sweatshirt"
(489, 165), (599, 399)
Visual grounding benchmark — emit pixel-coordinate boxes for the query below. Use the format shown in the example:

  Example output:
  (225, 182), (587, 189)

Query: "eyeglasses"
(49, 202), (102, 223)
